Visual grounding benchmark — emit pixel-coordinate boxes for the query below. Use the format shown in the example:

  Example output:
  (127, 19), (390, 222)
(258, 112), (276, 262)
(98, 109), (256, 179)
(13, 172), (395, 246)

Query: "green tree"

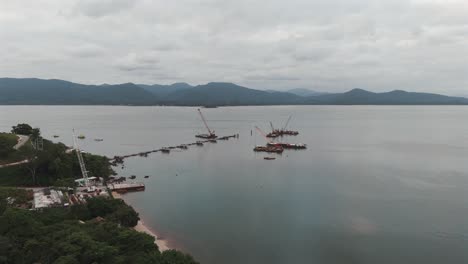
(0, 236), (11, 264)
(53, 255), (80, 264)
(0, 134), (16, 158)
(11, 123), (33, 135)
(31, 128), (41, 140)
(109, 205), (140, 227)
(160, 250), (200, 264)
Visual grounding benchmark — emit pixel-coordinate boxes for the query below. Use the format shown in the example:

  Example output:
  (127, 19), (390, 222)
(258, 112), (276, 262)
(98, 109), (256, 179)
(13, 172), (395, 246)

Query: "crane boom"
(255, 126), (272, 143)
(269, 121), (275, 132)
(198, 109), (213, 135)
(283, 116), (292, 130)
(73, 129), (89, 187)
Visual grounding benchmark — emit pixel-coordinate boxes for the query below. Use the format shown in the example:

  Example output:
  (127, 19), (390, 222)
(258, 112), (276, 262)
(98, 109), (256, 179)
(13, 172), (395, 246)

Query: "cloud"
(245, 75), (301, 81)
(114, 52), (160, 71)
(66, 43), (106, 58)
(0, 0), (467, 93)
(73, 0), (138, 18)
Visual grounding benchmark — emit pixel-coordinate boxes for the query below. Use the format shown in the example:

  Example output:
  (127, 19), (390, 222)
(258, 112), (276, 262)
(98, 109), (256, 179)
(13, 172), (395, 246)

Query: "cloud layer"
(1, 0), (467, 94)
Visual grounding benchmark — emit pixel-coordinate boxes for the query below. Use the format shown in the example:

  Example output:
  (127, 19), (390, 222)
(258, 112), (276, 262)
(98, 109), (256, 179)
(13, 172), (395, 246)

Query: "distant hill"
(0, 78), (157, 105)
(160, 82), (302, 106)
(307, 88), (468, 105)
(138, 82), (192, 96)
(1, 78), (467, 106)
(287, 88), (327, 97)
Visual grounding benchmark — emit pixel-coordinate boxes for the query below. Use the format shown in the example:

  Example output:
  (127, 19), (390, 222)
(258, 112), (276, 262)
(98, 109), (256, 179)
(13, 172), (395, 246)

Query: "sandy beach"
(112, 192), (170, 251)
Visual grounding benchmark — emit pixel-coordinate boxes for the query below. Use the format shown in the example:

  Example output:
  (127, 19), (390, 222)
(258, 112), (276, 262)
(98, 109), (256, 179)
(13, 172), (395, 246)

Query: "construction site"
(31, 110), (307, 208)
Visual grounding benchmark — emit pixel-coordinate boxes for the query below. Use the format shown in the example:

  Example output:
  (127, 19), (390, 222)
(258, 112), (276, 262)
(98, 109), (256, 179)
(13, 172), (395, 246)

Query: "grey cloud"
(66, 44), (107, 58)
(73, 0), (137, 18)
(0, 0), (467, 94)
(114, 52), (160, 71)
(245, 75), (301, 81)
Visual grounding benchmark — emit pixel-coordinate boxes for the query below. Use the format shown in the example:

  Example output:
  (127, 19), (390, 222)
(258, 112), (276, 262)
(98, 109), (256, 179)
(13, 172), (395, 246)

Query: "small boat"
(264, 157), (276, 160)
(196, 141), (204, 146)
(53, 135), (60, 138)
(178, 145), (188, 149)
(77, 135), (85, 139)
(129, 175), (136, 179)
(94, 138), (104, 142)
(144, 175), (149, 179)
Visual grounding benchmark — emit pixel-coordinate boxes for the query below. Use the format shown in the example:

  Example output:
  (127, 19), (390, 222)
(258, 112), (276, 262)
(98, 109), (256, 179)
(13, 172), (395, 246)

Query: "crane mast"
(73, 129), (89, 188)
(283, 116), (292, 130)
(269, 121), (275, 132)
(198, 109), (213, 136)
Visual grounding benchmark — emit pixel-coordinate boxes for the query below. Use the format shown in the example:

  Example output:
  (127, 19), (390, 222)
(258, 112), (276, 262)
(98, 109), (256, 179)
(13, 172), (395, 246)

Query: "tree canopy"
(11, 124), (33, 135)
(0, 196), (199, 264)
(0, 133), (17, 159)
(0, 136), (115, 186)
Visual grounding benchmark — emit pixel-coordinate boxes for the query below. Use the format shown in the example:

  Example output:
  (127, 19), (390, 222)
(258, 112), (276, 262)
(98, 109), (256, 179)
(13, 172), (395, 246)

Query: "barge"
(109, 183), (145, 193)
(254, 145), (284, 153)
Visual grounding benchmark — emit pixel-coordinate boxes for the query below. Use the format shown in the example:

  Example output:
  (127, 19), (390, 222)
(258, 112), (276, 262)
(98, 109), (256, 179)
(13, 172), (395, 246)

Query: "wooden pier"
(109, 134), (239, 165)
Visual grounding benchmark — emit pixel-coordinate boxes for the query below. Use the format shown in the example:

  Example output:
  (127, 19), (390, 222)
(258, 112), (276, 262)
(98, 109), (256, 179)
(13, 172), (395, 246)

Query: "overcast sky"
(1, 0), (467, 94)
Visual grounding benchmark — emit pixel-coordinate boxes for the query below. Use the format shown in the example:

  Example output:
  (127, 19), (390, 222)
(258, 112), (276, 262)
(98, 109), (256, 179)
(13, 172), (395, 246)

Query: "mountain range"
(1, 78), (467, 106)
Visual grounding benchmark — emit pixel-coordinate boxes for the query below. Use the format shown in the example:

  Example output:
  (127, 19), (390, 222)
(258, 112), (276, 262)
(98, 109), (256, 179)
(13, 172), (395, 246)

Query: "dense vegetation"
(10, 124), (39, 137)
(0, 125), (199, 263)
(0, 188), (33, 210)
(2, 77), (468, 106)
(0, 134), (17, 159)
(0, 124), (114, 186)
(0, 195), (198, 264)
(0, 137), (114, 186)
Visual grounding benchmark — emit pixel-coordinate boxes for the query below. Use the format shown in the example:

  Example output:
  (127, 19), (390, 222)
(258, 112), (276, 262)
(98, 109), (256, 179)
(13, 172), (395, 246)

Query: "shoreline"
(112, 191), (171, 251)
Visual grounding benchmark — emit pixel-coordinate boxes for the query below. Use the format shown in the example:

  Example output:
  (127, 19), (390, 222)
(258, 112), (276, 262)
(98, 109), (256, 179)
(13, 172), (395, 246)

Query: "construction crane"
(269, 122), (276, 132)
(73, 129), (93, 191)
(282, 116), (292, 130)
(267, 121), (280, 138)
(255, 126), (273, 143)
(195, 109), (217, 139)
(253, 126), (284, 153)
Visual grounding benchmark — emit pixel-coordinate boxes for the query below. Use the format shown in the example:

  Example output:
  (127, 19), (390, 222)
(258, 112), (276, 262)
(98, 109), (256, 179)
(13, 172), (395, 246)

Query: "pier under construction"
(110, 134), (239, 165)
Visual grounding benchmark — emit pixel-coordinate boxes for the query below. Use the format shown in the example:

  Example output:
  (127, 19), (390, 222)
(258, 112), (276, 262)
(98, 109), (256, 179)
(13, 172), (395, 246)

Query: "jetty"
(110, 134), (239, 165)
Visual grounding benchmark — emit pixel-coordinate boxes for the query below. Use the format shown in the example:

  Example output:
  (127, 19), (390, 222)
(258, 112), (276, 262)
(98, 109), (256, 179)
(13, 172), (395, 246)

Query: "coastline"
(112, 191), (171, 251)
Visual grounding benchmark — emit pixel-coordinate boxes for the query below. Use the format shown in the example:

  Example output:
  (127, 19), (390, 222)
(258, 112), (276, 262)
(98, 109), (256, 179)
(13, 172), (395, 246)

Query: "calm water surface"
(1, 106), (468, 264)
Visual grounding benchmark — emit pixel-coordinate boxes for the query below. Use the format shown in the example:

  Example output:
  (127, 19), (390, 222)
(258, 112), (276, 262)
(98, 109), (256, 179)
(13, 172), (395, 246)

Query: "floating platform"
(267, 142), (306, 149)
(195, 134), (217, 139)
(109, 183), (145, 193)
(254, 145), (284, 153)
(267, 130), (299, 138)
